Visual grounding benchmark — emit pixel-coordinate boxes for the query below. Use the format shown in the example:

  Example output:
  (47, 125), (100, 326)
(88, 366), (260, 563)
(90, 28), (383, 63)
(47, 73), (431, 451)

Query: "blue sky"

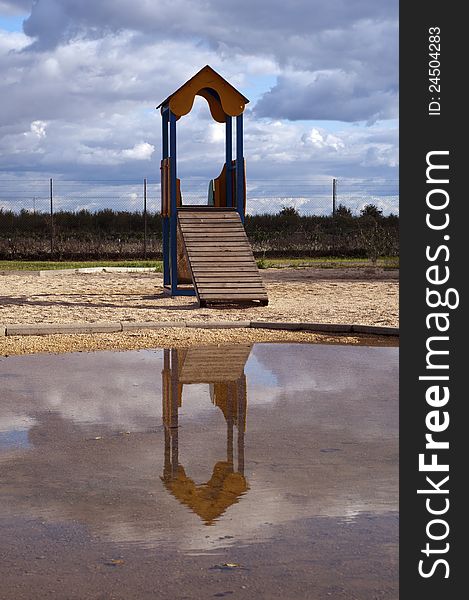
(0, 14), (25, 30)
(0, 1), (398, 213)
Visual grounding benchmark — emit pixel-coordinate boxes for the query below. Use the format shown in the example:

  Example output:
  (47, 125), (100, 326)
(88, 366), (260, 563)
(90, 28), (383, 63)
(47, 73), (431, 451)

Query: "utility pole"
(332, 177), (337, 216)
(143, 178), (148, 260)
(49, 178), (54, 255)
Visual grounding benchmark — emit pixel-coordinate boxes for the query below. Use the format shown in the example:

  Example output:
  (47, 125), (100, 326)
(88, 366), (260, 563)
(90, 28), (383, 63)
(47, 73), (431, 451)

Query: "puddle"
(0, 343), (398, 599)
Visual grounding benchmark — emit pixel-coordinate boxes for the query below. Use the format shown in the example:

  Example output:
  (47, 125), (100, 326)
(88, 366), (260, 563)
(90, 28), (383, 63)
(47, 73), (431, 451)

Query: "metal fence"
(0, 177), (399, 259)
(0, 177), (399, 215)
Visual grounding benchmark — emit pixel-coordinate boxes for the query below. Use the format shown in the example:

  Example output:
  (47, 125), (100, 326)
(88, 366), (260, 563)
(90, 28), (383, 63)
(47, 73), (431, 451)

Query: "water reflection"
(0, 343), (398, 551)
(161, 347), (250, 524)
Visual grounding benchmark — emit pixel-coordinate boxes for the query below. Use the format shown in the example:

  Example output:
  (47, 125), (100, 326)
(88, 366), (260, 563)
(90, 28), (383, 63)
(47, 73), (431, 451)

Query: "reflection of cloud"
(0, 344), (398, 551)
(249, 343), (398, 440)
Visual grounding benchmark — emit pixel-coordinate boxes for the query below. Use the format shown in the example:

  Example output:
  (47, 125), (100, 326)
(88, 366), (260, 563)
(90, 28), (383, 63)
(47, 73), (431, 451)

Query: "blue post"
(162, 108), (170, 285)
(162, 107), (169, 158)
(225, 116), (232, 207)
(169, 111), (178, 295)
(162, 219), (170, 285)
(236, 114), (244, 223)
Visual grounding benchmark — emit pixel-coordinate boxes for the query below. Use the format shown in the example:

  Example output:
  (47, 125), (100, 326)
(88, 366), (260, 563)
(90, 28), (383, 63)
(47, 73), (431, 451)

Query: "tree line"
(0, 204), (399, 260)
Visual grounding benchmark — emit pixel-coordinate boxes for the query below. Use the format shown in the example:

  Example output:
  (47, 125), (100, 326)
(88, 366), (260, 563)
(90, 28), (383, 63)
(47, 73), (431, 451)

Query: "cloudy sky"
(0, 0), (398, 212)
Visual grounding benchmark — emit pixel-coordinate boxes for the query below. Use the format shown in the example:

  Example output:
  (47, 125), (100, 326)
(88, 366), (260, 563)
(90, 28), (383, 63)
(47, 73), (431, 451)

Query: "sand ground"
(0, 267), (398, 354)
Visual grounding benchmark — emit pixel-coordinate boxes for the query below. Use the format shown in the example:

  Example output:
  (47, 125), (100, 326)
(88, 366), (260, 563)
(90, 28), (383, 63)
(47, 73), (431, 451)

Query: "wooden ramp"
(178, 208), (268, 307)
(178, 345), (252, 384)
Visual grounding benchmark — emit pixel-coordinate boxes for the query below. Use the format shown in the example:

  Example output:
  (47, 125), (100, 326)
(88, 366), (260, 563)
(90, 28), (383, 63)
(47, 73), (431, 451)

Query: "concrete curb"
(351, 324), (399, 336)
(186, 320), (251, 329)
(300, 323), (353, 333)
(1, 320), (399, 337)
(121, 321), (184, 331)
(37, 267), (159, 276)
(250, 321), (303, 331)
(6, 322), (122, 336)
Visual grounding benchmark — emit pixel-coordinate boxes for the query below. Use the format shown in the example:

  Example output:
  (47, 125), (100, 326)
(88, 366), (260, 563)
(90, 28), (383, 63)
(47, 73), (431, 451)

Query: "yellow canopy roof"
(157, 65), (249, 123)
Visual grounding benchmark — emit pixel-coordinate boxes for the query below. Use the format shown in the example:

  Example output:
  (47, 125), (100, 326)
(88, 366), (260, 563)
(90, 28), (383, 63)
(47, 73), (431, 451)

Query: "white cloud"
(121, 141), (154, 160)
(0, 0), (398, 202)
(30, 119), (47, 137)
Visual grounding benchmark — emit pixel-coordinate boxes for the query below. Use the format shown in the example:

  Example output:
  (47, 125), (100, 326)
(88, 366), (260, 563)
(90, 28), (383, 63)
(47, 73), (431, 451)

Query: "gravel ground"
(0, 267), (399, 355)
(0, 328), (398, 356)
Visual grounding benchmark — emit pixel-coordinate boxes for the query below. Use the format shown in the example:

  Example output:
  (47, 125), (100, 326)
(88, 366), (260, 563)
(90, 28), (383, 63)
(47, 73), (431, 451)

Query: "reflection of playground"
(161, 346), (251, 524)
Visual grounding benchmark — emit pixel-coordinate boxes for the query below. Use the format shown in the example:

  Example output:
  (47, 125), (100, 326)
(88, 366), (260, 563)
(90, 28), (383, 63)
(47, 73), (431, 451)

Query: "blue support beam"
(236, 114), (244, 223)
(162, 107), (169, 158)
(225, 116), (233, 207)
(162, 108), (170, 286)
(162, 219), (170, 285)
(169, 111), (178, 295)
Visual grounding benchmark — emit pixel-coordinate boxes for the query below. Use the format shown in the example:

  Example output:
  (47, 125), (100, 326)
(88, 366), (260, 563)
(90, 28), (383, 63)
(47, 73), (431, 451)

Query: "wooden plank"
(196, 282), (263, 286)
(191, 259), (254, 264)
(184, 237), (250, 242)
(198, 288), (264, 294)
(199, 295), (268, 301)
(181, 230), (245, 236)
(189, 248), (252, 261)
(186, 245), (252, 251)
(194, 275), (262, 281)
(181, 223), (244, 227)
(178, 207), (237, 211)
(183, 237), (248, 241)
(180, 221), (240, 226)
(183, 237), (245, 242)
(180, 222), (244, 227)
(187, 246), (251, 251)
(198, 289), (266, 294)
(193, 269), (259, 273)
(184, 244), (252, 249)
(185, 240), (248, 245)
(189, 255), (255, 260)
(182, 232), (247, 238)
(194, 279), (261, 283)
(180, 220), (242, 225)
(183, 236), (249, 241)
(182, 233), (247, 238)
(189, 255), (256, 261)
(179, 223), (243, 229)
(179, 214), (239, 220)
(199, 294), (268, 299)
(191, 257), (252, 269)
(193, 274), (260, 278)
(191, 264), (259, 269)
(192, 279), (263, 288)
(193, 274), (260, 279)
(197, 280), (265, 286)
(197, 281), (263, 292)
(180, 220), (240, 226)
(180, 222), (242, 227)
(181, 231), (245, 236)
(187, 252), (253, 257)
(192, 264), (262, 279)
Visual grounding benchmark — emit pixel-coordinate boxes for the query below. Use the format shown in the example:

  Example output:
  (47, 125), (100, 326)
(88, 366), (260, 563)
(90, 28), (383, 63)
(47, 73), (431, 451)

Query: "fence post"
(143, 178), (148, 260)
(49, 178), (54, 256)
(332, 177), (337, 217)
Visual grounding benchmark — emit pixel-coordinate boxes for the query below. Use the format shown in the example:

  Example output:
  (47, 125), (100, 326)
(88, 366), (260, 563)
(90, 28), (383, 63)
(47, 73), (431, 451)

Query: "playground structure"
(161, 345), (251, 524)
(157, 66), (268, 307)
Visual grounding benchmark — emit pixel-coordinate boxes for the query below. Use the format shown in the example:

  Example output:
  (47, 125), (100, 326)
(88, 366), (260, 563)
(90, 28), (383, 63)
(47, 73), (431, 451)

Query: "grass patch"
(257, 256), (399, 269)
(0, 260), (163, 271)
(1, 256), (398, 272)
